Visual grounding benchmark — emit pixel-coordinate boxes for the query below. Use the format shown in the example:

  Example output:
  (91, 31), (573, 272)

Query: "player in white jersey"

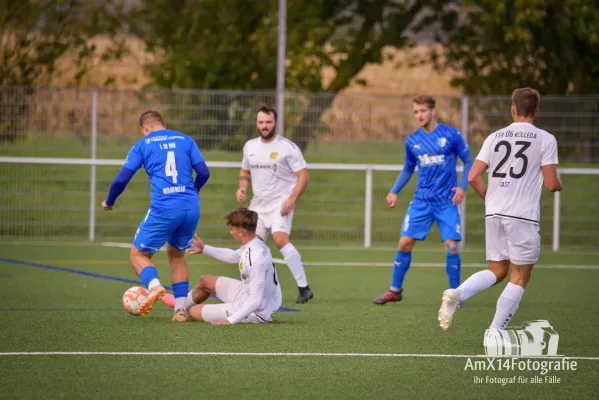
(438, 87), (563, 331)
(237, 105), (313, 304)
(170, 208), (282, 324)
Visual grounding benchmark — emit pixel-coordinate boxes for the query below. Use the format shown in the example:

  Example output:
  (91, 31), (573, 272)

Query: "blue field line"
(0, 257), (300, 313)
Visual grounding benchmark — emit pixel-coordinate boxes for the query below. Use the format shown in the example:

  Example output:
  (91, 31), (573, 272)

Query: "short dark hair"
(139, 110), (165, 128)
(257, 105), (277, 121)
(412, 95), (436, 109)
(225, 208), (258, 234)
(511, 88), (540, 118)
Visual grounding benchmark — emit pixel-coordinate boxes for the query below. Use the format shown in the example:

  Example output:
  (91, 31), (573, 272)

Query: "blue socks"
(446, 248), (461, 289)
(172, 281), (189, 299)
(139, 266), (159, 289)
(390, 251), (412, 292)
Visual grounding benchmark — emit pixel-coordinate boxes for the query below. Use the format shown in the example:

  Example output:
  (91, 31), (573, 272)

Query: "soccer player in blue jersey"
(373, 95), (473, 306)
(101, 111), (210, 322)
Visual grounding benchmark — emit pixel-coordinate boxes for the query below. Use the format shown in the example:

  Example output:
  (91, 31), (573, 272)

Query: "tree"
(431, 0), (599, 95)
(0, 0), (125, 142)
(431, 0), (599, 162)
(123, 0), (450, 151)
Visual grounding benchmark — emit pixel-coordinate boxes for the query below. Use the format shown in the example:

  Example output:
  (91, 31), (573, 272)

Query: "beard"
(258, 126), (276, 140)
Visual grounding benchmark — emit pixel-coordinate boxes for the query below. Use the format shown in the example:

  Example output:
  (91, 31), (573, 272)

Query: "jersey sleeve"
(241, 142), (250, 170)
(287, 143), (308, 172)
(123, 144), (143, 172)
(226, 250), (267, 324)
(541, 134), (559, 166)
(190, 139), (205, 165)
(475, 135), (494, 165)
(452, 130), (471, 159)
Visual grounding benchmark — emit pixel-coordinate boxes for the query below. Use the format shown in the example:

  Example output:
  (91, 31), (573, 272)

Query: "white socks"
(458, 270), (497, 301)
(175, 296), (187, 310)
(148, 278), (161, 290)
(490, 283), (525, 330)
(184, 291), (197, 310)
(280, 243), (308, 288)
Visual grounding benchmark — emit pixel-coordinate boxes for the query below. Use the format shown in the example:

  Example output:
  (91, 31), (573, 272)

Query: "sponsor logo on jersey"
(418, 153), (446, 167)
(270, 152), (278, 160)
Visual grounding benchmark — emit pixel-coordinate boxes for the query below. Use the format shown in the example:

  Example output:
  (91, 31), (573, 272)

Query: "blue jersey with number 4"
(124, 129), (204, 211)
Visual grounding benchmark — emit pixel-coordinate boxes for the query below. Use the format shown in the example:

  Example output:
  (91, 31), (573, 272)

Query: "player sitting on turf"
(101, 110), (210, 322)
(163, 208), (282, 325)
(373, 95), (473, 306)
(438, 88), (563, 331)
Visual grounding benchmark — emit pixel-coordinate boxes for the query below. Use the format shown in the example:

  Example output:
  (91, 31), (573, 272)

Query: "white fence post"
(552, 172), (561, 252)
(460, 95), (469, 249)
(88, 89), (98, 242)
(364, 167), (373, 248)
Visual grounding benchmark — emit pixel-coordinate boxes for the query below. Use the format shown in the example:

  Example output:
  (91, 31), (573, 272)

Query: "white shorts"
(250, 205), (294, 241)
(485, 217), (541, 265)
(200, 277), (268, 324)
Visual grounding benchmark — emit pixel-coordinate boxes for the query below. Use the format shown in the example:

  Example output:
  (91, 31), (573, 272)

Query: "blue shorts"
(133, 207), (200, 254)
(400, 201), (462, 241)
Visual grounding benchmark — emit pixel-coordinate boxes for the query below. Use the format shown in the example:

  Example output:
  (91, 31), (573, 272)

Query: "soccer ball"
(122, 286), (149, 316)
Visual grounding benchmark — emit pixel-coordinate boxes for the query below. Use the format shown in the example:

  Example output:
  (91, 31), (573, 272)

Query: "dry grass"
(37, 37), (464, 141)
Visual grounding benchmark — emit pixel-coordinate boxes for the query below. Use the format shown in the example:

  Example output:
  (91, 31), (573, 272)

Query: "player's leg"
(271, 209), (312, 304)
(253, 209), (270, 242)
(182, 275), (241, 311)
(434, 203), (463, 296)
(373, 201), (433, 305)
(164, 207), (200, 321)
(438, 217), (509, 330)
(489, 220), (540, 329)
(131, 209), (171, 316)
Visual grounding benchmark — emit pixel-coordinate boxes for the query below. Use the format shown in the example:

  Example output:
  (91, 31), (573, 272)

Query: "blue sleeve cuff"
(193, 162), (210, 191)
(106, 167), (135, 205)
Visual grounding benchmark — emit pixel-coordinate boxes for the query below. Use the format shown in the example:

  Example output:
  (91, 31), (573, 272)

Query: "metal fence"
(1, 86), (598, 163)
(1, 86), (598, 249)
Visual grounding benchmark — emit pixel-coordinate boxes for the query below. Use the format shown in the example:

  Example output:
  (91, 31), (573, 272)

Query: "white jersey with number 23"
(476, 122), (559, 224)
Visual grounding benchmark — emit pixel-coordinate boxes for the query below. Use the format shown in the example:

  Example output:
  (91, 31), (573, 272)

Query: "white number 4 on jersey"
(165, 151), (178, 184)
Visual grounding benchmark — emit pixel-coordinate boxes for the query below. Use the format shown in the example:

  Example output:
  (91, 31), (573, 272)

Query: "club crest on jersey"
(239, 262), (243, 271)
(270, 152), (278, 160)
(437, 137), (447, 147)
(418, 153), (446, 167)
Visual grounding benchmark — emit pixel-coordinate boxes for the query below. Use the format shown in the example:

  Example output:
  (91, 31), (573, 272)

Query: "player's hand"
(101, 200), (113, 211)
(386, 193), (398, 209)
(187, 233), (205, 255)
(210, 320), (231, 325)
(451, 187), (465, 205)
(236, 188), (247, 203)
(280, 199), (295, 216)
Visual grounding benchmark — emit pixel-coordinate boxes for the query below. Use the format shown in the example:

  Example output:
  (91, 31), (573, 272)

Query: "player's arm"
(281, 145), (309, 215)
(288, 168), (309, 204)
(387, 143), (416, 208)
(390, 143), (416, 195)
(467, 160), (488, 200)
(225, 257), (267, 325)
(455, 131), (474, 191)
(541, 135), (563, 192)
(102, 145), (142, 210)
(187, 234), (242, 263)
(468, 135), (494, 200)
(190, 140), (210, 191)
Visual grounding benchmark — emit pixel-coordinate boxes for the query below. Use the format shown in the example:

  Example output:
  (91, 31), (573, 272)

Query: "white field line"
(0, 351), (597, 360)
(100, 242), (599, 270)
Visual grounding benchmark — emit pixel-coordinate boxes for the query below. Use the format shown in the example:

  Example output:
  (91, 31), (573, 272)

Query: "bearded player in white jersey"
(237, 105), (313, 304)
(178, 208), (282, 324)
(438, 88), (563, 331)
